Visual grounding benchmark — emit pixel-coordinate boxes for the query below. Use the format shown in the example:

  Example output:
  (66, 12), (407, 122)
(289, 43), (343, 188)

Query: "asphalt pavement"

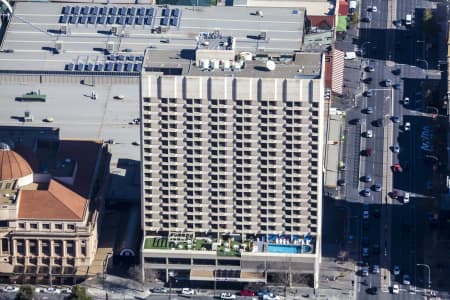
(335, 0), (448, 299)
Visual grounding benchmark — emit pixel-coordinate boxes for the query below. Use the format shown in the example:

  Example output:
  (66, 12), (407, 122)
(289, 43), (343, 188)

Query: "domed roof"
(0, 145), (33, 180)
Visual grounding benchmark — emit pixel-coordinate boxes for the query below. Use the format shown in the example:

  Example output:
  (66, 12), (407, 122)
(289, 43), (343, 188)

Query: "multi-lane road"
(339, 0), (445, 298)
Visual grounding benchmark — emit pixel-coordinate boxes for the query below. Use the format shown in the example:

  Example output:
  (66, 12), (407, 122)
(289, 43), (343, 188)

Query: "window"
(55, 224), (63, 230)
(30, 223), (38, 230)
(42, 223), (50, 230)
(18, 223), (25, 229)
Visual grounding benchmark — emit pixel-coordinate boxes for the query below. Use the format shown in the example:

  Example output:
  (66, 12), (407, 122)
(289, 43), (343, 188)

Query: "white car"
(392, 284), (400, 294)
(404, 122), (411, 131)
(403, 274), (411, 285)
(393, 265), (400, 275)
(403, 192), (410, 204)
(220, 292), (236, 300)
(61, 287), (72, 294)
(366, 130), (373, 138)
(2, 286), (19, 293)
(263, 295), (280, 300)
(371, 6), (378, 12)
(181, 288), (195, 295)
(43, 287), (61, 294)
(403, 97), (410, 105)
(363, 210), (369, 219)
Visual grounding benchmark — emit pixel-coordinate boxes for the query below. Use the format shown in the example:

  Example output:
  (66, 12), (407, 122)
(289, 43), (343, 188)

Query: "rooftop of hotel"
(0, 2), (306, 72)
(143, 48), (323, 78)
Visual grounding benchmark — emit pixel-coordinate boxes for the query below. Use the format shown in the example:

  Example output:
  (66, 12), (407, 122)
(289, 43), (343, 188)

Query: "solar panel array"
(64, 55), (143, 73)
(59, 6), (181, 27)
(65, 62), (142, 72)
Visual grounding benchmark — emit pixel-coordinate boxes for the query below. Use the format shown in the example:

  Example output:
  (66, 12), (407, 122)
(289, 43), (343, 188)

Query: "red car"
(391, 190), (399, 199)
(240, 289), (255, 296)
(391, 163), (402, 173)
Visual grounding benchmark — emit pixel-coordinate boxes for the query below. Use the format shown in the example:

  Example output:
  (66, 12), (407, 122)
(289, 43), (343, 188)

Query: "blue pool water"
(267, 244), (312, 254)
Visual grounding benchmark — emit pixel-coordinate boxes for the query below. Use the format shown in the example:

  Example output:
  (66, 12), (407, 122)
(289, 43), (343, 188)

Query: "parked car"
(362, 247), (369, 257)
(362, 188), (371, 197)
(392, 284), (400, 294)
(263, 295), (280, 300)
(350, 118), (361, 125)
(365, 90), (373, 97)
(370, 6), (378, 12)
(151, 287), (168, 293)
(403, 192), (410, 203)
(363, 210), (369, 219)
(393, 83), (401, 89)
(391, 163), (402, 172)
(181, 288), (195, 295)
(404, 122), (411, 131)
(240, 289), (256, 296)
(366, 130), (373, 138)
(392, 145), (400, 153)
(393, 265), (400, 275)
(385, 79), (392, 86)
(391, 190), (399, 199)
(372, 265), (380, 274)
(337, 179), (346, 186)
(361, 267), (369, 276)
(2, 286), (19, 293)
(373, 118), (384, 127)
(403, 97), (410, 105)
(42, 287), (61, 294)
(403, 274), (411, 285)
(366, 66), (375, 72)
(221, 292), (236, 299)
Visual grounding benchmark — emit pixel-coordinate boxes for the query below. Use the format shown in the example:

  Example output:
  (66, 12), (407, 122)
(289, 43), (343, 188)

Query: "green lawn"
(144, 238), (212, 250)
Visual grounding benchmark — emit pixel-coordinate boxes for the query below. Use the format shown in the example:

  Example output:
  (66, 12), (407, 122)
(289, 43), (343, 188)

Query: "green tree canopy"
(15, 285), (34, 300)
(69, 285), (93, 300)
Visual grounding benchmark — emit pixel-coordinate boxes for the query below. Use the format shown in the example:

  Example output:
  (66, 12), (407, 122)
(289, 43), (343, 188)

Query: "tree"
(15, 285), (34, 300)
(68, 285), (92, 300)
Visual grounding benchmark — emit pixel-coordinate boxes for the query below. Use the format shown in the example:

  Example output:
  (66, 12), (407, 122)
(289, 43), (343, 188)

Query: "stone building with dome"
(0, 136), (106, 284)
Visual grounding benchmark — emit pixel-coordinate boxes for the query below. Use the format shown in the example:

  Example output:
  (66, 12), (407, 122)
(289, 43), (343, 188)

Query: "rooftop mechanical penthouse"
(139, 30), (325, 287)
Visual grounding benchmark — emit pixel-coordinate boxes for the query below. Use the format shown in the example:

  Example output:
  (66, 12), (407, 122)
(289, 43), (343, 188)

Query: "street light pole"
(168, 271), (175, 300)
(416, 264), (431, 294)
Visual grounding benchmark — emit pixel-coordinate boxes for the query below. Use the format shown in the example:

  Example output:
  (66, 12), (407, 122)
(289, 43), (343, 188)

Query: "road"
(338, 0), (445, 299)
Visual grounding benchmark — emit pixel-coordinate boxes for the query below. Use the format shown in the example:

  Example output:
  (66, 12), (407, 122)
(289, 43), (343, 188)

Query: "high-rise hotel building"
(139, 7), (325, 287)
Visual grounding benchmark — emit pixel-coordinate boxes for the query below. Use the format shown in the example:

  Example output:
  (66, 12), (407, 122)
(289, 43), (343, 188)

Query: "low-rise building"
(0, 127), (106, 284)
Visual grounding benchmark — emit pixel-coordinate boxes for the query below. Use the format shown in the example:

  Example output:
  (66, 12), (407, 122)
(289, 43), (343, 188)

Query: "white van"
(344, 52), (357, 60)
(405, 14), (412, 25)
(403, 192), (410, 203)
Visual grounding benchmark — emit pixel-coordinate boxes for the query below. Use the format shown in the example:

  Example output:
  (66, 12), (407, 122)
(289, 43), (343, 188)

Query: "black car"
(366, 287), (378, 295)
(364, 90), (373, 97)
(362, 236), (369, 246)
(363, 77), (373, 84)
(361, 175), (372, 183)
(373, 208), (381, 218)
(372, 244), (380, 254)
(393, 83), (401, 90)
(365, 66), (375, 72)
(361, 16), (371, 23)
(350, 118), (361, 125)
(363, 219), (369, 230)
(337, 179), (346, 186)
(373, 118), (384, 127)
(393, 68), (401, 75)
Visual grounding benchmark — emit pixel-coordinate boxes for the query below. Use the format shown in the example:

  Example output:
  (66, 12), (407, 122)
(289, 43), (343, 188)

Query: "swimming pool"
(267, 244), (312, 254)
